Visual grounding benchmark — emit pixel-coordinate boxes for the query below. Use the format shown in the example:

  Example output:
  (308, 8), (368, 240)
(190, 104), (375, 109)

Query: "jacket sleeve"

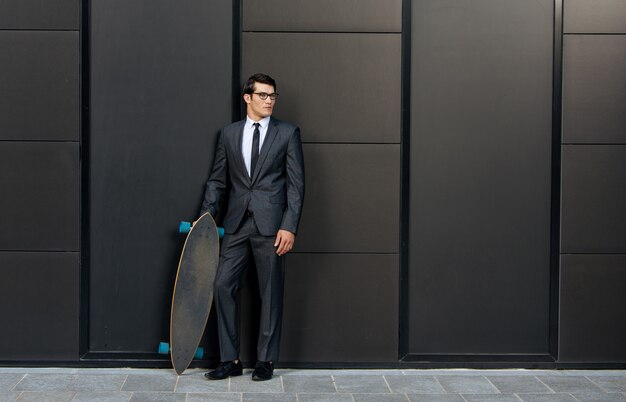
(280, 127), (305, 234)
(200, 131), (228, 218)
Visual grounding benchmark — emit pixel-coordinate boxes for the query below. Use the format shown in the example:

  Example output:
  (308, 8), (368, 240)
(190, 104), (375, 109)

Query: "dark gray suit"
(201, 117), (305, 362)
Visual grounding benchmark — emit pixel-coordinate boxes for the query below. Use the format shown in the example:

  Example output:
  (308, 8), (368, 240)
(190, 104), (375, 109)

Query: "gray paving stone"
(0, 369), (78, 375)
(186, 393), (242, 402)
(74, 369), (169, 376)
(0, 392), (20, 402)
(174, 373), (229, 393)
(436, 376), (499, 394)
(589, 376), (626, 393)
(404, 370), (557, 377)
(242, 393), (296, 401)
(407, 395), (465, 402)
(487, 376), (551, 393)
(285, 370), (402, 376)
(384, 375), (445, 394)
(72, 375), (127, 391)
(571, 392), (626, 402)
(0, 374), (24, 391)
(13, 374), (76, 391)
(353, 393), (409, 402)
(517, 394), (577, 402)
(560, 371), (626, 377)
(129, 393), (186, 402)
(462, 395), (521, 402)
(15, 391), (75, 402)
(537, 376), (603, 393)
(72, 391), (132, 402)
(122, 375), (177, 392)
(229, 375), (282, 393)
(282, 376), (335, 393)
(333, 375), (390, 393)
(297, 393), (354, 402)
(11, 373), (126, 392)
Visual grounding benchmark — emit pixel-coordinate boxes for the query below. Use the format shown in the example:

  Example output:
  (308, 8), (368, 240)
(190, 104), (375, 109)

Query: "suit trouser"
(214, 214), (285, 362)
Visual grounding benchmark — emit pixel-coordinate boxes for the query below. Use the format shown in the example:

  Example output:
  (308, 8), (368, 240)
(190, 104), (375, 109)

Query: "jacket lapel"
(251, 117), (278, 183)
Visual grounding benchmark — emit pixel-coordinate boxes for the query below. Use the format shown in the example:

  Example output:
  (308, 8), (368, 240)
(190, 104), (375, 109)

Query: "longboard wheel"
(194, 347), (204, 359)
(179, 221), (192, 233)
(158, 342), (170, 355)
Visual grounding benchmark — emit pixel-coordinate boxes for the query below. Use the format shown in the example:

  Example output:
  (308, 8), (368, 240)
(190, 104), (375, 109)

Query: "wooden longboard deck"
(170, 212), (220, 375)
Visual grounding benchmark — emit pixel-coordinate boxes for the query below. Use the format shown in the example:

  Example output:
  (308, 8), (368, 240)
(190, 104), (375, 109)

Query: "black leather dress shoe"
(205, 360), (243, 380)
(252, 361), (274, 381)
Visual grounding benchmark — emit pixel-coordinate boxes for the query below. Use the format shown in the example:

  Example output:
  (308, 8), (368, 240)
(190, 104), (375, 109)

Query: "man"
(200, 73), (305, 381)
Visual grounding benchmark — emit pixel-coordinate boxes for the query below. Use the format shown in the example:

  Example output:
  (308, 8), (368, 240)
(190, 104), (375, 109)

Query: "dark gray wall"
(408, 0), (554, 355)
(89, 0), (232, 355)
(1, 0), (626, 366)
(559, 0), (626, 362)
(241, 0), (402, 363)
(0, 0), (80, 360)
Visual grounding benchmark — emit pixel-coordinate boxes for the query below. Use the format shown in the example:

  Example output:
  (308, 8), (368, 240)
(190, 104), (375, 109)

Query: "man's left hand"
(274, 230), (295, 256)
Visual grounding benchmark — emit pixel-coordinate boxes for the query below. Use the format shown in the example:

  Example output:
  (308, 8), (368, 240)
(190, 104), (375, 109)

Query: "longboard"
(167, 212), (221, 375)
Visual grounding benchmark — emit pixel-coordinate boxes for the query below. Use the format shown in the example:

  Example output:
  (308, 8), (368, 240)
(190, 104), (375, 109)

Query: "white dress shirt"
(242, 115), (270, 176)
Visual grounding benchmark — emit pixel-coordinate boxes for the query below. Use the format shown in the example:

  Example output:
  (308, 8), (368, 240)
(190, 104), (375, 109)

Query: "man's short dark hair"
(243, 73), (277, 95)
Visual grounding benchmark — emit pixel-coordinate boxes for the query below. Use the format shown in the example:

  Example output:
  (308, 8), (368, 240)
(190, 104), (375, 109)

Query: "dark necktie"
(250, 122), (260, 177)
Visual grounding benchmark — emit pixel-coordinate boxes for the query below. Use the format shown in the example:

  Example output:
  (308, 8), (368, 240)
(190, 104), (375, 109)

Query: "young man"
(200, 73), (305, 381)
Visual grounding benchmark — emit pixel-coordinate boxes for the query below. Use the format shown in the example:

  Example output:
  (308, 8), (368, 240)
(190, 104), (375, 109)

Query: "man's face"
(243, 82), (276, 121)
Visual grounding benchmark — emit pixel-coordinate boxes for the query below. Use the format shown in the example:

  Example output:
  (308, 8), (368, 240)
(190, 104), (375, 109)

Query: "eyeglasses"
(253, 92), (279, 100)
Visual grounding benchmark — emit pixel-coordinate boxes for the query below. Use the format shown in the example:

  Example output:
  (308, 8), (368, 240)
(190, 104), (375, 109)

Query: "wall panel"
(561, 145), (626, 253)
(408, 0), (553, 354)
(243, 0), (401, 32)
(0, 142), (79, 251)
(0, 252), (79, 360)
(563, 0), (626, 34)
(0, 0), (79, 30)
(281, 254), (399, 362)
(562, 35), (626, 144)
(0, 31), (79, 141)
(560, 255), (626, 362)
(89, 0), (232, 352)
(242, 32), (401, 144)
(294, 144), (400, 253)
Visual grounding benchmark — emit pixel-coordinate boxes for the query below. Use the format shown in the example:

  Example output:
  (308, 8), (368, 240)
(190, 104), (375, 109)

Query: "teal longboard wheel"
(179, 221), (192, 233)
(179, 221), (224, 238)
(158, 342), (170, 355)
(157, 342), (203, 359)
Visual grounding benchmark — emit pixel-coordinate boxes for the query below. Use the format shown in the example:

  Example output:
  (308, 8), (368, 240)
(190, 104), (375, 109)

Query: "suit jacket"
(200, 117), (305, 236)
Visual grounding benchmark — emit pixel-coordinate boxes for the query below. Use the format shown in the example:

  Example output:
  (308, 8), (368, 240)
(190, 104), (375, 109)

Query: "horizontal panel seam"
(290, 252), (400, 255)
(302, 142), (401, 145)
(0, 250), (79, 253)
(562, 143), (626, 146)
(0, 28), (79, 32)
(563, 33), (626, 35)
(242, 30), (401, 34)
(0, 140), (80, 143)
(560, 253), (626, 255)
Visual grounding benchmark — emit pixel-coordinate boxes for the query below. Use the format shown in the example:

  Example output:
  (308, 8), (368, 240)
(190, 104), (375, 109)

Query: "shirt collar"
(246, 116), (271, 129)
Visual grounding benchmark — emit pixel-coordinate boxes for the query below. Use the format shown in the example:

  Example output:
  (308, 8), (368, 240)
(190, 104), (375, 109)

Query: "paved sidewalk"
(0, 367), (625, 401)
